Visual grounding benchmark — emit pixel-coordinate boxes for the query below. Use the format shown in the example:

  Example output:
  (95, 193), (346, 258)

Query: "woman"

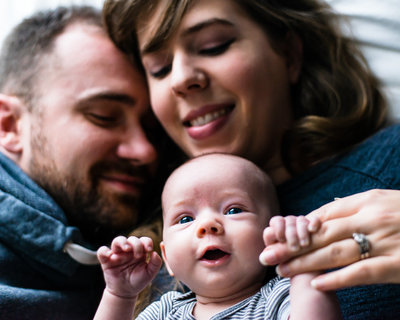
(102, 0), (400, 318)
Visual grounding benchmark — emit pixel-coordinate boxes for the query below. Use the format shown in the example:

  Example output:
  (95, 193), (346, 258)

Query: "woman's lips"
(183, 104), (234, 140)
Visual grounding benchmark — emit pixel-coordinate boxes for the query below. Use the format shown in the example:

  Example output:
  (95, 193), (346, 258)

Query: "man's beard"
(28, 133), (152, 246)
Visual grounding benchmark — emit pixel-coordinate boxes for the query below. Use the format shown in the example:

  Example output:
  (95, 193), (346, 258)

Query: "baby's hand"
(259, 215), (321, 265)
(97, 236), (162, 299)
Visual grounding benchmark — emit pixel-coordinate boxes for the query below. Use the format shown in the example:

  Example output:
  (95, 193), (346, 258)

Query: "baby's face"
(161, 154), (272, 298)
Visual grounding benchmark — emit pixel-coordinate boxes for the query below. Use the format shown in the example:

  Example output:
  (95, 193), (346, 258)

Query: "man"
(0, 5), (165, 320)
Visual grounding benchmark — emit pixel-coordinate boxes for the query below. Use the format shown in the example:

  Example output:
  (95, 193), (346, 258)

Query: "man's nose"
(116, 126), (157, 166)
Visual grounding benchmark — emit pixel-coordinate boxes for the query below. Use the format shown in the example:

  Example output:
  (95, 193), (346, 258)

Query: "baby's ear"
(160, 242), (174, 277)
(0, 94), (26, 155)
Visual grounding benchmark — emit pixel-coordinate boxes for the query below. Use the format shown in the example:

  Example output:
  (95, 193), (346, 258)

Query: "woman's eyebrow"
(141, 18), (234, 55)
(181, 18), (234, 37)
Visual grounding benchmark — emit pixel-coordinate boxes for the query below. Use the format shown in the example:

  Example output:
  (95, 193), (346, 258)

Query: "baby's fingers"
(296, 216), (310, 247)
(111, 236), (131, 253)
(269, 216), (286, 242)
(126, 236), (147, 260)
(138, 236), (154, 253)
(147, 252), (163, 278)
(285, 216), (300, 251)
(263, 227), (279, 247)
(97, 245), (112, 264)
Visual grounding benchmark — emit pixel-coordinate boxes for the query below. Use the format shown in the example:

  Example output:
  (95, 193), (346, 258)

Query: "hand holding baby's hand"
(259, 215), (321, 266)
(97, 236), (162, 299)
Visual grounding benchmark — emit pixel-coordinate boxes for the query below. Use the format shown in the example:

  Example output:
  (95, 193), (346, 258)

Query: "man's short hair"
(0, 6), (102, 109)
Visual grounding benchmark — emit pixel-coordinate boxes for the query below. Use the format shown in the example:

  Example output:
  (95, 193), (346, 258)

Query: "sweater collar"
(0, 153), (98, 275)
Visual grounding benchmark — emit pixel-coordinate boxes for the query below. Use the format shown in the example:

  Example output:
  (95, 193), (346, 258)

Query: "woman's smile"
(183, 103), (235, 140)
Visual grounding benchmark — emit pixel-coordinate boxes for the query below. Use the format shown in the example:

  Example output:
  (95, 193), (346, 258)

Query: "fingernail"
(308, 224), (317, 232)
(276, 264), (289, 277)
(259, 250), (277, 265)
(300, 238), (309, 247)
(290, 244), (300, 252)
(311, 278), (322, 289)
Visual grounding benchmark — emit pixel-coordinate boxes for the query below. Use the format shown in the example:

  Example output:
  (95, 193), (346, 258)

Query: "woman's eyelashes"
(149, 64), (172, 79)
(147, 38), (235, 79)
(199, 38), (235, 56)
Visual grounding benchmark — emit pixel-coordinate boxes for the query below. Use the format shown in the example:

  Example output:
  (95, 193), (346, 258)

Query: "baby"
(94, 153), (341, 320)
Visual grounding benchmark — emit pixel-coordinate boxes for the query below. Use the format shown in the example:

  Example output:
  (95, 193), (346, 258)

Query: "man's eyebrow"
(141, 18), (234, 55)
(78, 92), (136, 107)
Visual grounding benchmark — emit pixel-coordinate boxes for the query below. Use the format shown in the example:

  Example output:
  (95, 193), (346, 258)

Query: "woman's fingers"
(311, 256), (400, 291)
(276, 238), (360, 277)
(309, 189), (395, 222)
(261, 215), (355, 265)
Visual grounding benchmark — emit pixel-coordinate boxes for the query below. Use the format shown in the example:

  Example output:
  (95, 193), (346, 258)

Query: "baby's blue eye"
(179, 216), (194, 224)
(226, 208), (243, 215)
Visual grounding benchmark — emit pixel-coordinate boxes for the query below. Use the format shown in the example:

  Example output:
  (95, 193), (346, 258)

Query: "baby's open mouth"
(201, 249), (229, 261)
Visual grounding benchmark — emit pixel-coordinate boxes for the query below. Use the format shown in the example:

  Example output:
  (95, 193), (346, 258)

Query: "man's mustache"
(90, 160), (154, 184)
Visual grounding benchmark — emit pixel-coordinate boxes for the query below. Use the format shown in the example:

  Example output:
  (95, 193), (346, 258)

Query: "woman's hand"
(260, 189), (400, 290)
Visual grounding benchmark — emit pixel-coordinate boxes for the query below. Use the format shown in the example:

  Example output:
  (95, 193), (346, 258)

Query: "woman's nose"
(171, 54), (208, 97)
(197, 216), (224, 237)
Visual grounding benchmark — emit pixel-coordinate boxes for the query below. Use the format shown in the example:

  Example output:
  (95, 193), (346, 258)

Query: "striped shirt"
(137, 276), (290, 319)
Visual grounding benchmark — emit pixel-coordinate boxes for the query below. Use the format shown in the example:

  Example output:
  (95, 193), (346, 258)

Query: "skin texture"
(138, 0), (302, 184)
(0, 23), (157, 242)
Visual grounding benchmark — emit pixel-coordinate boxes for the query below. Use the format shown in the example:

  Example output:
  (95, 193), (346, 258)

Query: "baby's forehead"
(163, 154), (267, 197)
(170, 154), (252, 180)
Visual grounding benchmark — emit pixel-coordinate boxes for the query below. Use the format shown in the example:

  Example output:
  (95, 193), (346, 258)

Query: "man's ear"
(160, 241), (174, 277)
(0, 94), (25, 155)
(284, 31), (303, 84)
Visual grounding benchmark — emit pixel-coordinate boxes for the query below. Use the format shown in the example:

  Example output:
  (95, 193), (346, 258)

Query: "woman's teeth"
(190, 107), (229, 127)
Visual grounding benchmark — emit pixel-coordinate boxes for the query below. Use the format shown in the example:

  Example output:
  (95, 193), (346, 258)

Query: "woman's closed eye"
(149, 64), (172, 79)
(199, 38), (235, 56)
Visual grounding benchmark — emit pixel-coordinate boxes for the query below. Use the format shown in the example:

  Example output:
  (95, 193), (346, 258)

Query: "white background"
(0, 0), (104, 47)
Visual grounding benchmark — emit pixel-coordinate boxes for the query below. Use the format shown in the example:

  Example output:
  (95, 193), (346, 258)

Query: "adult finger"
(311, 256), (400, 291)
(308, 189), (388, 222)
(276, 238), (360, 277)
(260, 215), (354, 265)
